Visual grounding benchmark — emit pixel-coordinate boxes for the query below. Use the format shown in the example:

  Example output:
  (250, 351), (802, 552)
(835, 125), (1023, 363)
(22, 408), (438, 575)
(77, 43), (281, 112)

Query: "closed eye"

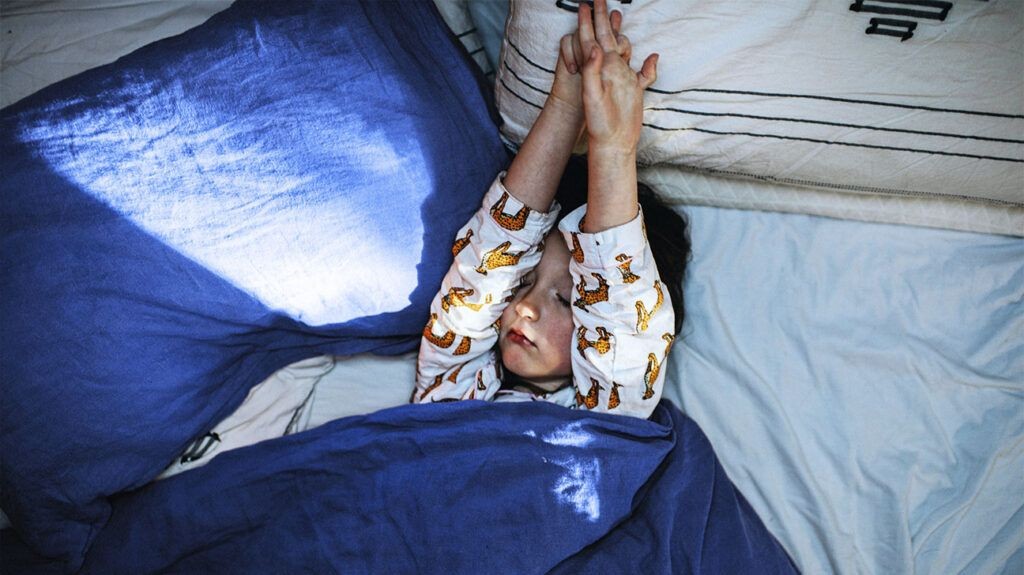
(556, 293), (571, 308)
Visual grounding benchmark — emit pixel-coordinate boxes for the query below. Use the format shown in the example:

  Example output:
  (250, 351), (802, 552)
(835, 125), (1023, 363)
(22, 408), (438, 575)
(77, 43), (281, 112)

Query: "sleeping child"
(413, 0), (690, 419)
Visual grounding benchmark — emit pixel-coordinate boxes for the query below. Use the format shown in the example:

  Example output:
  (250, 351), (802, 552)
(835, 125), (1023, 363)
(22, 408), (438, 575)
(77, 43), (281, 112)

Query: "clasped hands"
(549, 0), (659, 154)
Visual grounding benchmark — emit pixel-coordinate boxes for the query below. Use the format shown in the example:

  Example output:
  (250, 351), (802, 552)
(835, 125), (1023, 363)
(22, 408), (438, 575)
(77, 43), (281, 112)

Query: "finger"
(638, 53), (659, 90)
(572, 31), (583, 70)
(578, 2), (596, 49)
(560, 34), (577, 74)
(582, 46), (605, 101)
(616, 33), (632, 63)
(593, 0), (617, 51)
(610, 10), (623, 36)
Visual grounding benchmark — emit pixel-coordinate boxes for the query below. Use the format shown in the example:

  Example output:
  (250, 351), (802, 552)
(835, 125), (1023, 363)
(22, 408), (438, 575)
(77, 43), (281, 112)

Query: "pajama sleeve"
(558, 205), (675, 419)
(413, 173), (560, 403)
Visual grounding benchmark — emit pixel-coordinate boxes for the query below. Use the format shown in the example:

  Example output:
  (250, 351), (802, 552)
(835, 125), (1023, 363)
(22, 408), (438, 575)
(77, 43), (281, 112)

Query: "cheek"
(549, 312), (575, 369)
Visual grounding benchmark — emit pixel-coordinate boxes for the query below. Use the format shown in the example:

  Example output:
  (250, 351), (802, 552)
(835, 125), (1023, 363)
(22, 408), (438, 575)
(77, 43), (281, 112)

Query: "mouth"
(506, 328), (534, 347)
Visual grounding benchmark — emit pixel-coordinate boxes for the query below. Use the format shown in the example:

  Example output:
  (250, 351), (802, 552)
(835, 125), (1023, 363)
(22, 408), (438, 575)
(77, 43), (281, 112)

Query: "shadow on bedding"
(0, 0), (508, 568)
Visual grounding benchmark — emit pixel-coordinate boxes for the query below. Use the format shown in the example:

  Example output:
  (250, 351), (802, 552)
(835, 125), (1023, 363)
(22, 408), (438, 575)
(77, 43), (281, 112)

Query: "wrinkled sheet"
(72, 400), (796, 574)
(665, 205), (1024, 574)
(0, 0), (509, 567)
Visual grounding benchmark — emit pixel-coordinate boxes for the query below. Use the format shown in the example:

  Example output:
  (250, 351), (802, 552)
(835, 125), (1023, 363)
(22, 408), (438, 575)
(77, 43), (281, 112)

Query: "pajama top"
(413, 174), (675, 419)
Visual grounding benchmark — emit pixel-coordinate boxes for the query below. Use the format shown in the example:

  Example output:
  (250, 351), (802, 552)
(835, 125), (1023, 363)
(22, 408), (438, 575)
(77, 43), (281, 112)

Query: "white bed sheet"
(1, 0), (232, 109)
(664, 205), (1023, 574)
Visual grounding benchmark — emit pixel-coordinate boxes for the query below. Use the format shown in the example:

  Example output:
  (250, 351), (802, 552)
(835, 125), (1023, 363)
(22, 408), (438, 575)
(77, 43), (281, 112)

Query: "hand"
(577, 0), (658, 152)
(548, 3), (631, 116)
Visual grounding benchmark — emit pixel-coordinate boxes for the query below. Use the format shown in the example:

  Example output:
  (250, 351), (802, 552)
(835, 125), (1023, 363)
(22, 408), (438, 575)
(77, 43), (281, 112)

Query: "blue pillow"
(0, 0), (508, 568)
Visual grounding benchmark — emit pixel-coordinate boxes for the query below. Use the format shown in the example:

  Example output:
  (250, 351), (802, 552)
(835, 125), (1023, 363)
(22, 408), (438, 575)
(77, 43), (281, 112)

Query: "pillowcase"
(497, 0), (1023, 236)
(0, 0), (508, 568)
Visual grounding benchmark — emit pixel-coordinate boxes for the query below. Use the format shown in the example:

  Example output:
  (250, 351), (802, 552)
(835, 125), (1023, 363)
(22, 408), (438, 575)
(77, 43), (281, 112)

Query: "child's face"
(499, 233), (575, 391)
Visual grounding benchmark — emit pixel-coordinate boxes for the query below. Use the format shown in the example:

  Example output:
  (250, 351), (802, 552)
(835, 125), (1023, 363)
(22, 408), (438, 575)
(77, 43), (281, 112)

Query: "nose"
(514, 290), (539, 321)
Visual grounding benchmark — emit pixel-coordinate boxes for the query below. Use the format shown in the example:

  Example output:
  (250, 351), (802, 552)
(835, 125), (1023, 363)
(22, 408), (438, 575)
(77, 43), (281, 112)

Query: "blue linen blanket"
(1, 0), (507, 567)
(78, 400), (797, 574)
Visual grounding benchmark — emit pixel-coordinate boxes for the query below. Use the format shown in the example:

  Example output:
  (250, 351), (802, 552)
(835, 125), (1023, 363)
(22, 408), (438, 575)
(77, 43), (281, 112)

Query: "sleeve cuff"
(557, 203), (649, 272)
(481, 172), (561, 246)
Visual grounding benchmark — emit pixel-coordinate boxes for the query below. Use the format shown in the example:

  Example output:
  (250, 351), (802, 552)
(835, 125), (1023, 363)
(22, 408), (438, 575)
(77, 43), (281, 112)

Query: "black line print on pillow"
(645, 87), (1024, 119)
(647, 107), (1024, 145)
(643, 123), (1024, 163)
(500, 56), (1022, 150)
(502, 62), (551, 96)
(849, 0), (952, 42)
(865, 17), (917, 41)
(556, 0), (633, 14)
(850, 0), (952, 20)
(499, 77), (543, 110)
(506, 37), (556, 74)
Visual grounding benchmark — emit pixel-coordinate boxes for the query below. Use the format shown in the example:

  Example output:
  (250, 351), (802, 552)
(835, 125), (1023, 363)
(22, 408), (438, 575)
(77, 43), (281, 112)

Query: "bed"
(1, 0), (1021, 573)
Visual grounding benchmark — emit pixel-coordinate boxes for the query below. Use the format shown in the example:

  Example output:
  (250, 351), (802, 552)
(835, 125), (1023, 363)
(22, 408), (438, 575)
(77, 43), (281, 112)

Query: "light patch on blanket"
(541, 421), (594, 447)
(551, 456), (601, 522)
(19, 97), (427, 326)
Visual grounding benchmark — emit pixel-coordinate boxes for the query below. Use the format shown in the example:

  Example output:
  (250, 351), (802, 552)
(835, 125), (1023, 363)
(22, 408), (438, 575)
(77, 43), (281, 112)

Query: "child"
(413, 0), (689, 419)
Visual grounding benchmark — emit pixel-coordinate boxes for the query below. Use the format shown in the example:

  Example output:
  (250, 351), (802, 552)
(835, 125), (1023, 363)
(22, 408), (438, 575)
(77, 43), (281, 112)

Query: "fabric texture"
(72, 400), (797, 574)
(496, 0), (1024, 236)
(0, 0), (508, 568)
(665, 204), (1024, 573)
(414, 175), (674, 418)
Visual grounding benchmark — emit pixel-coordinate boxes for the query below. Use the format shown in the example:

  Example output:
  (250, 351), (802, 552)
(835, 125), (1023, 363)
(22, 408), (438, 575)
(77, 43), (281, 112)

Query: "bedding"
(1, 0), (508, 568)
(496, 0), (1024, 236)
(3, 0), (1021, 573)
(665, 205), (1024, 573)
(77, 400), (795, 574)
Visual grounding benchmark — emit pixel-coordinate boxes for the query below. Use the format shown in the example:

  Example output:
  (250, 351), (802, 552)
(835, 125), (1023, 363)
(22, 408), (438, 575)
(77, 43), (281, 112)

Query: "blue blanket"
(1, 0), (507, 567)
(74, 400), (796, 574)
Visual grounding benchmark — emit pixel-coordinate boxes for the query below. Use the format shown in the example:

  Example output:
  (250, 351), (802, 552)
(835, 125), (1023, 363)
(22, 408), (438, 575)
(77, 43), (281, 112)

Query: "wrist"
(543, 94), (584, 125)
(586, 141), (637, 164)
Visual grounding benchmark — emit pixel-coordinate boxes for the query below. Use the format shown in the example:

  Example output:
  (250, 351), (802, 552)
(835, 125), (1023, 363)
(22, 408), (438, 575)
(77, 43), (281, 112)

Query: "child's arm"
(563, 0), (672, 418)
(414, 24), (615, 403)
(577, 0), (658, 234)
(503, 4), (632, 212)
(414, 176), (558, 403)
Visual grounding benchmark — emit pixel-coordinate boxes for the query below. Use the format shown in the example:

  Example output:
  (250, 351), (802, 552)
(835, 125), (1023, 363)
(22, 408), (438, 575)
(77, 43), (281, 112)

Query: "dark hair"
(555, 155), (692, 334)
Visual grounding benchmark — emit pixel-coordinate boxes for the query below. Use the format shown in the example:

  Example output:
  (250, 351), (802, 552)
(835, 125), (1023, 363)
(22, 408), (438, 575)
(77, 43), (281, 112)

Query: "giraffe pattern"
(569, 232), (585, 263)
(489, 190), (530, 231)
(423, 313), (455, 348)
(642, 334), (675, 400)
(662, 332), (675, 354)
(615, 253), (640, 284)
(635, 280), (664, 332)
(441, 286), (492, 313)
(418, 364), (464, 402)
(454, 336), (472, 356)
(642, 353), (660, 400)
(475, 241), (525, 275)
(451, 228), (473, 258)
(574, 272), (609, 311)
(576, 377), (603, 409)
(608, 382), (623, 410)
(576, 325), (611, 356)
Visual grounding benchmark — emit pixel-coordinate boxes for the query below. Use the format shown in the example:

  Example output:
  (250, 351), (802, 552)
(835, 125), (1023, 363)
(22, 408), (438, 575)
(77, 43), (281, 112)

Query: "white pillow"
(496, 0), (1024, 236)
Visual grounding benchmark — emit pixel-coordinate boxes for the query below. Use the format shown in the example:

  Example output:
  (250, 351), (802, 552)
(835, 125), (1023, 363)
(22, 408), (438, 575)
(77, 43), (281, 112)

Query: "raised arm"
(503, 4), (631, 212)
(414, 19), (610, 403)
(576, 0), (658, 233)
(561, 0), (672, 419)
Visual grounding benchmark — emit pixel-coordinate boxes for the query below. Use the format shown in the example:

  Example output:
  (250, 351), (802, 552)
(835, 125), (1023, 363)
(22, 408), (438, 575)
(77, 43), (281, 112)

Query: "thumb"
(638, 53), (659, 90)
